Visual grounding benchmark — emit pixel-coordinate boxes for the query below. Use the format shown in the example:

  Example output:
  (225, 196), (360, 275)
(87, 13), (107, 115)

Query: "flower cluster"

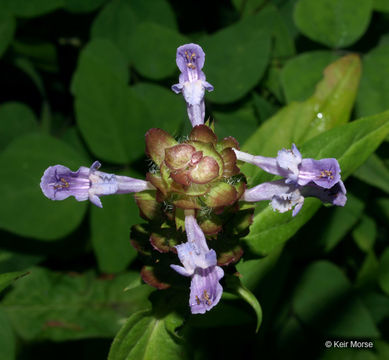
(40, 43), (346, 315)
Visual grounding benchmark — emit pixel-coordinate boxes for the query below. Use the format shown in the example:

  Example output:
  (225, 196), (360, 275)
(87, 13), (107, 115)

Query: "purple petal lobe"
(302, 180), (347, 206)
(298, 158), (341, 188)
(276, 146), (302, 182)
(189, 266), (224, 314)
(170, 264), (191, 277)
(40, 165), (90, 202)
(176, 43), (205, 80)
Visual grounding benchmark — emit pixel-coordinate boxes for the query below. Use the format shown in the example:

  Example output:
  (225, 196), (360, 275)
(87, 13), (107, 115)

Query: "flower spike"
(40, 161), (154, 208)
(172, 43), (213, 127)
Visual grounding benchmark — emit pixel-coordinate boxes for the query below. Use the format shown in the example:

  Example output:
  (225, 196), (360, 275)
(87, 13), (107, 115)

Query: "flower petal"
(189, 266), (224, 314)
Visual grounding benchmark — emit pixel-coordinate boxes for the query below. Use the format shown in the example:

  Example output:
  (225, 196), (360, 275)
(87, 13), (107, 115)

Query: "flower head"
(170, 214), (224, 314)
(172, 43), (213, 127)
(40, 161), (153, 208)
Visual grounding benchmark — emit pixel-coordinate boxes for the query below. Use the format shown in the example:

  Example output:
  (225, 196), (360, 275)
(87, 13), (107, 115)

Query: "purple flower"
(170, 214), (224, 314)
(172, 43), (213, 127)
(234, 144), (341, 189)
(243, 179), (347, 216)
(40, 161), (154, 208)
(236, 144), (347, 215)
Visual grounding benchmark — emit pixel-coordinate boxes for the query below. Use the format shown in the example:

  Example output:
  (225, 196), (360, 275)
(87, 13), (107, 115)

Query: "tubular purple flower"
(170, 214), (224, 314)
(172, 43), (213, 127)
(234, 144), (342, 189)
(243, 178), (347, 216)
(40, 161), (154, 208)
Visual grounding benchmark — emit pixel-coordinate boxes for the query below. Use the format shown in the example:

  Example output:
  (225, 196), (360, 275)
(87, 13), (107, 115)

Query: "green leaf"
(374, 0), (389, 12)
(108, 310), (187, 360)
(353, 154), (389, 194)
(250, 4), (295, 58)
(91, 192), (141, 274)
(72, 39), (151, 163)
(293, 261), (379, 337)
(356, 43), (389, 118)
(0, 309), (15, 360)
(0, 250), (43, 273)
(243, 111), (389, 256)
(0, 0), (64, 17)
(355, 251), (379, 288)
(0, 133), (88, 240)
(281, 51), (340, 103)
(242, 54), (361, 187)
(64, 0), (106, 13)
(131, 82), (186, 134)
(12, 41), (58, 72)
(0, 12), (14, 57)
(214, 105), (258, 144)
(252, 93), (279, 123)
(91, 0), (137, 61)
(225, 275), (262, 332)
(232, 0), (266, 17)
(0, 271), (28, 293)
(1, 267), (152, 341)
(316, 193), (364, 253)
(128, 0), (177, 30)
(379, 248), (389, 296)
(129, 22), (188, 80)
(352, 215), (376, 253)
(14, 57), (46, 96)
(0, 102), (39, 151)
(202, 18), (271, 104)
(294, 0), (373, 48)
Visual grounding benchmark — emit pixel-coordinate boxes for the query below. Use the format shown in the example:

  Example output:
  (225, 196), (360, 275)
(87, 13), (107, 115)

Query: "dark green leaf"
(353, 154), (389, 194)
(72, 39), (151, 163)
(374, 0), (389, 12)
(293, 261), (379, 337)
(0, 133), (88, 240)
(214, 105), (258, 144)
(352, 216), (376, 253)
(128, 0), (177, 30)
(0, 250), (43, 273)
(232, 0), (266, 17)
(225, 275), (262, 332)
(91, 0), (136, 61)
(91, 191), (141, 274)
(313, 194), (364, 253)
(281, 51), (340, 103)
(379, 248), (389, 296)
(0, 0), (63, 17)
(132, 82), (186, 135)
(0, 309), (15, 360)
(0, 12), (15, 57)
(64, 0), (106, 13)
(108, 310), (187, 360)
(1, 267), (152, 341)
(0, 271), (28, 293)
(294, 0), (372, 48)
(203, 18), (271, 104)
(356, 43), (389, 117)
(129, 22), (188, 80)
(0, 102), (38, 151)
